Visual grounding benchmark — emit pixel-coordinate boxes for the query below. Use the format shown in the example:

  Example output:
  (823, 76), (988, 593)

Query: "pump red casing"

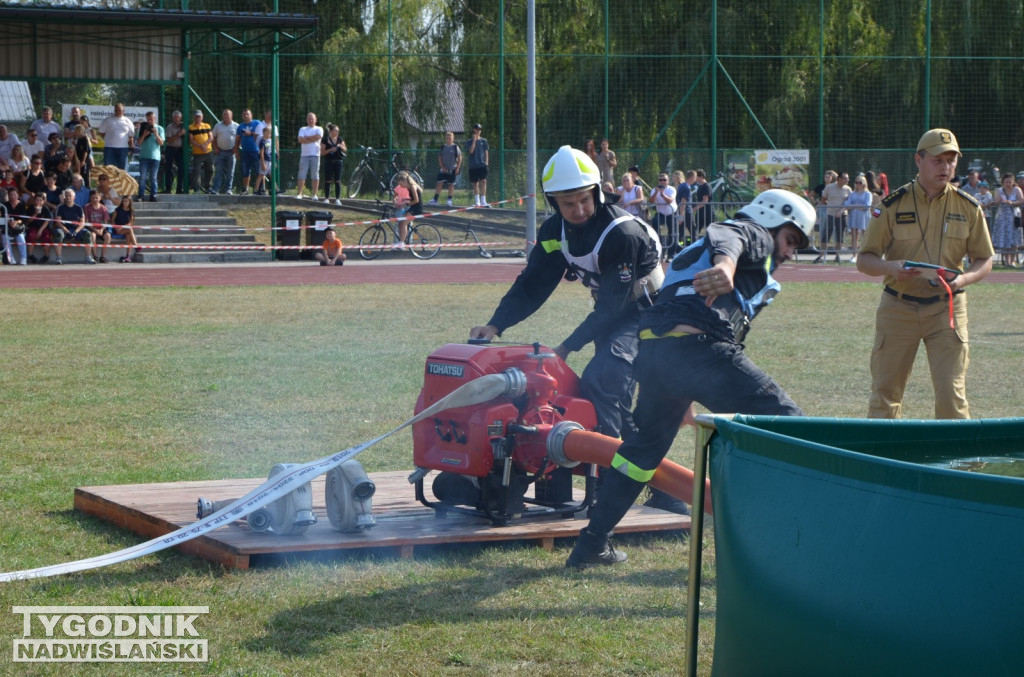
(413, 343), (598, 477)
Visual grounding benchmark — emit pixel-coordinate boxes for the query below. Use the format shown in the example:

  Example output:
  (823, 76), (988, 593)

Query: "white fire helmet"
(541, 145), (605, 206)
(736, 188), (816, 249)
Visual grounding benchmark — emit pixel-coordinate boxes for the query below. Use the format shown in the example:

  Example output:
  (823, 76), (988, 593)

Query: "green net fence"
(8, 0), (1024, 203)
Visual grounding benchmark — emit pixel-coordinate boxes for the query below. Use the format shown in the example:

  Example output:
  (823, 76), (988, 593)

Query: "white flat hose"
(0, 372), (517, 582)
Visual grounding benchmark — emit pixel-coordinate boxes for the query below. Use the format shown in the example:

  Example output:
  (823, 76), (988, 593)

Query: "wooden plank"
(74, 471), (690, 569)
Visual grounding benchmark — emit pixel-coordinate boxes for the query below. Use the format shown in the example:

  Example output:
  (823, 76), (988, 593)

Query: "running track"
(2, 259), (1023, 290)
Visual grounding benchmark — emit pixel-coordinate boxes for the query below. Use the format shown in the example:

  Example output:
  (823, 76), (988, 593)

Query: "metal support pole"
(685, 419), (716, 677)
(498, 0), (505, 204)
(710, 0), (718, 177)
(525, 0), (536, 257)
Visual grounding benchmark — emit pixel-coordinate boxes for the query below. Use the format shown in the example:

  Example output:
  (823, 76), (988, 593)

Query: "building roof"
(401, 80), (465, 135)
(0, 80), (34, 125)
(0, 5), (317, 30)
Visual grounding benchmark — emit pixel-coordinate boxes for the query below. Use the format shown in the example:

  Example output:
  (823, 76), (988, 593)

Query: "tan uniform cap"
(917, 128), (961, 156)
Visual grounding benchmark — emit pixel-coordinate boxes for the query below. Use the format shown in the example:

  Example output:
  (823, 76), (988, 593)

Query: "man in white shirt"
(0, 126), (20, 168)
(647, 172), (677, 257)
(20, 129), (46, 161)
(97, 103), (136, 169)
(211, 109), (239, 195)
(295, 112), (323, 200)
(29, 107), (61, 145)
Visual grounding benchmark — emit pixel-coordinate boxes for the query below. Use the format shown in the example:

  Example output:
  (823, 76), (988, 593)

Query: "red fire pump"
(410, 342), (599, 525)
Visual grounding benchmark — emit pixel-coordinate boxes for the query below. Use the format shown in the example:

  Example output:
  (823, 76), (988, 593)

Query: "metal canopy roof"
(0, 5), (317, 30)
(0, 4), (317, 81)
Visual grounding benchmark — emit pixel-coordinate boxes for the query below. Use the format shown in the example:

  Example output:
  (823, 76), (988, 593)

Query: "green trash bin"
(305, 210), (334, 259)
(275, 210), (303, 260)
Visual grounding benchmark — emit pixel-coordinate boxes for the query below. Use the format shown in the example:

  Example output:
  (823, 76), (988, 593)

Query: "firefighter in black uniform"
(566, 189), (817, 568)
(468, 145), (688, 512)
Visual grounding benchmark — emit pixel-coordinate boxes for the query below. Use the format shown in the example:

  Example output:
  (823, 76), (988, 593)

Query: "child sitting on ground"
(314, 226), (345, 266)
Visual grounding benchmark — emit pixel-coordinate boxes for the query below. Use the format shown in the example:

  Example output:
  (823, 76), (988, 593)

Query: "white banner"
(61, 104), (158, 126)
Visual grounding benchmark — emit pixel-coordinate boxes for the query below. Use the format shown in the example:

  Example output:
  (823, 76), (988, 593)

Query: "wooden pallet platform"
(74, 471), (690, 569)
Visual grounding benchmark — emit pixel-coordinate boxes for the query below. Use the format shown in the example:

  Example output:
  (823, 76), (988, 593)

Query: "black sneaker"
(565, 528), (627, 569)
(643, 487), (691, 515)
(28, 254), (38, 264)
(38, 255), (49, 265)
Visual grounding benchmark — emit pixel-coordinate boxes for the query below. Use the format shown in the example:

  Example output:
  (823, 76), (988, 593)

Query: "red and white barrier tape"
(9, 195), (536, 232)
(14, 241), (516, 251)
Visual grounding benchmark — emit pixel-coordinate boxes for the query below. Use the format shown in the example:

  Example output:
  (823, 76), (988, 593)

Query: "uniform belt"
(639, 328), (690, 340)
(884, 286), (964, 304)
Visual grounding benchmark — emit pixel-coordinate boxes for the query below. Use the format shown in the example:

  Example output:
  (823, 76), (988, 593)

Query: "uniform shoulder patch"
(880, 185), (908, 208)
(954, 186), (981, 207)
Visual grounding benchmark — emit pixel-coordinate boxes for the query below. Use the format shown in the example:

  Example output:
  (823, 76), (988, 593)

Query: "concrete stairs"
(133, 194), (268, 264)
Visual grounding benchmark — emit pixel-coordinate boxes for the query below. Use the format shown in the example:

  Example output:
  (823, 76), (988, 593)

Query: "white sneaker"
(391, 242), (406, 251)
(446, 199), (453, 207)
(333, 198), (342, 206)
(427, 198), (438, 205)
(311, 195), (319, 201)
(295, 194), (304, 199)
(849, 253), (858, 263)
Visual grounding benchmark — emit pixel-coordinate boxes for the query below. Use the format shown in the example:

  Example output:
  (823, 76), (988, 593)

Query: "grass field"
(0, 280), (1021, 676)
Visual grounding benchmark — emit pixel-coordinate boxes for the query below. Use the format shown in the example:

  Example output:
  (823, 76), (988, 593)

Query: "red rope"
(935, 269), (955, 329)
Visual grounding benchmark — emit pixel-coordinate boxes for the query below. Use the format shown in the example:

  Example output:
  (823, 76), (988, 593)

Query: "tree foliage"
(139, 0), (1024, 154)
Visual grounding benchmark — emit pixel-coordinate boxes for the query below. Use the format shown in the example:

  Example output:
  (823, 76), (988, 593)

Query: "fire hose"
(0, 369), (709, 582)
(546, 421), (714, 515)
(0, 371), (523, 583)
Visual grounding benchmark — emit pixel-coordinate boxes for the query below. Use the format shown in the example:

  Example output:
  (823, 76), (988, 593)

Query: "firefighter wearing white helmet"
(468, 145), (684, 513)
(566, 188), (813, 569)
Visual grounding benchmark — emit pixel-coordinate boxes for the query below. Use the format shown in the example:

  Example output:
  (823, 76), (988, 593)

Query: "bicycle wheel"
(408, 222), (442, 260)
(347, 167), (366, 199)
(715, 189), (742, 221)
(358, 224), (388, 260)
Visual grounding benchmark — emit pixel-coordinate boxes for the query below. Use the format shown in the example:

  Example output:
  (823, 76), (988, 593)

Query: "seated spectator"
(7, 145), (30, 190)
(83, 190), (112, 263)
(70, 173), (90, 208)
(0, 169), (17, 196)
(21, 129), (46, 161)
(24, 192), (54, 264)
(53, 187), (93, 265)
(42, 132), (67, 174)
(110, 194), (140, 263)
(43, 173), (62, 210)
(0, 125), (20, 171)
(53, 156), (73, 192)
(314, 226), (346, 266)
(3, 187), (28, 265)
(23, 157), (47, 198)
(95, 173), (120, 211)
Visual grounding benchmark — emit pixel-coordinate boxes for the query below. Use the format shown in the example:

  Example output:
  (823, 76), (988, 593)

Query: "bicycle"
(706, 171), (743, 221)
(346, 146), (424, 199)
(358, 200), (442, 260)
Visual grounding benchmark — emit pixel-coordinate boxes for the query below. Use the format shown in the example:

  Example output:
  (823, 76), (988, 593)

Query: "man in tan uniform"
(856, 129), (994, 419)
